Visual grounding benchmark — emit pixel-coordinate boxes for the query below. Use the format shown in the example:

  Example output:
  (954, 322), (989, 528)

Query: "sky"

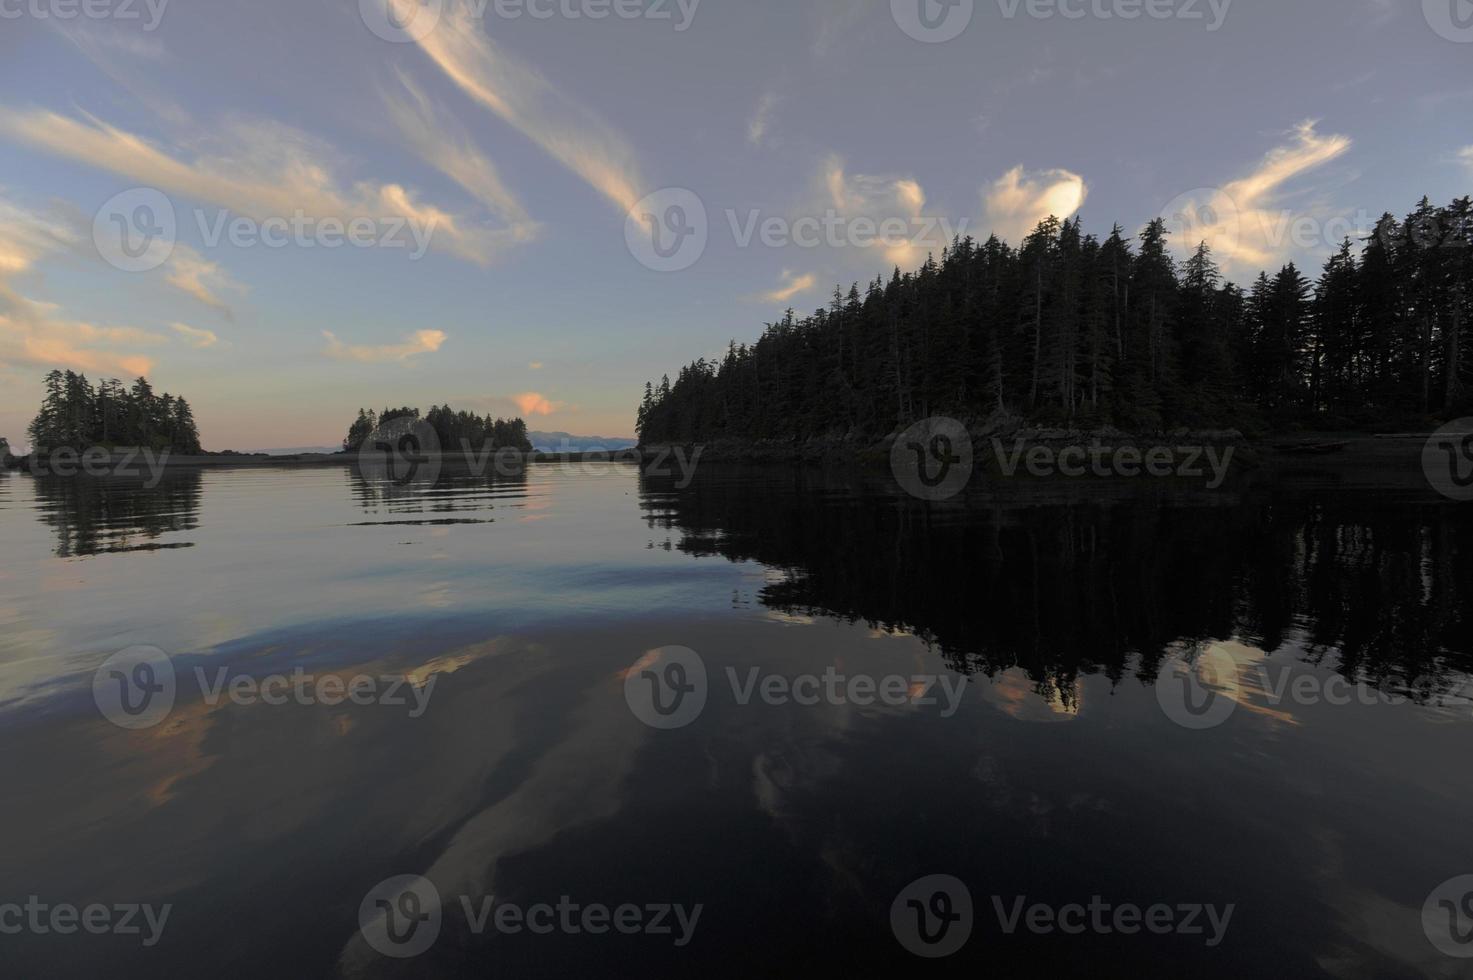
(1, 0), (1470, 450)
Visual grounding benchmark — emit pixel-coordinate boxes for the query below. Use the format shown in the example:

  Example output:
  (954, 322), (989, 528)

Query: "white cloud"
(322, 329), (447, 363)
(171, 322), (219, 349)
(407, 0), (646, 213)
(0, 108), (507, 265)
(760, 270), (816, 304)
(1163, 121), (1352, 272)
(1460, 146), (1473, 176)
(982, 166), (1088, 245)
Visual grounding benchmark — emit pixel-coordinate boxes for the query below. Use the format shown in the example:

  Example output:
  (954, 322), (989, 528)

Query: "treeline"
(638, 196), (1472, 442)
(343, 406), (533, 453)
(27, 370), (202, 454)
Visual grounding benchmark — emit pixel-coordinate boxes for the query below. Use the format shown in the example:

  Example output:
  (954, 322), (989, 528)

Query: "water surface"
(1, 461), (1470, 978)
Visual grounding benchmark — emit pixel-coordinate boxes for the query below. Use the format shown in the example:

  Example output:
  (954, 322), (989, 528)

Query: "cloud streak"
(383, 68), (540, 252)
(171, 322), (220, 349)
(165, 244), (243, 318)
(1163, 121), (1352, 271)
(760, 269), (816, 304)
(0, 107), (508, 264)
(321, 329), (447, 363)
(408, 0), (645, 213)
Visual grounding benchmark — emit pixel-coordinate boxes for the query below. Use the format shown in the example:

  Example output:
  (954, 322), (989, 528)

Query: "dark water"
(1, 461), (1471, 978)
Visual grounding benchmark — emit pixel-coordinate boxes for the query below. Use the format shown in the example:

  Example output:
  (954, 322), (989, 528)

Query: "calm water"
(2, 461), (1471, 978)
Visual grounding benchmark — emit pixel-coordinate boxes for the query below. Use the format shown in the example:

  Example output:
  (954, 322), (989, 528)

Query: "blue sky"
(1, 0), (1470, 449)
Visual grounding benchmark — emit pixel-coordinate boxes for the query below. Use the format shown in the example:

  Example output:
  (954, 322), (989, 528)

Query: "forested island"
(25, 370), (202, 454)
(342, 406), (533, 454)
(637, 196), (1471, 449)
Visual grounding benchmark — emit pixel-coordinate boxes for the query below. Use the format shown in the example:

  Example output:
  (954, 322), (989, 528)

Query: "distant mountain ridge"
(527, 431), (637, 452)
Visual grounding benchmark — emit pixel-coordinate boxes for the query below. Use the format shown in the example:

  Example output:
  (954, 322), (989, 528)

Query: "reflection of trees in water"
(348, 461), (528, 523)
(641, 467), (1473, 699)
(31, 470), (202, 558)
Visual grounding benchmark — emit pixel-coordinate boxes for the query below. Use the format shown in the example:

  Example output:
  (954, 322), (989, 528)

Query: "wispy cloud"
(165, 244), (243, 319)
(760, 269), (816, 304)
(812, 0), (870, 56)
(383, 68), (540, 252)
(171, 322), (220, 349)
(748, 91), (781, 147)
(321, 328), (447, 363)
(0, 193), (160, 376)
(982, 166), (1088, 245)
(0, 196), (75, 274)
(1460, 146), (1473, 176)
(1164, 121), (1352, 272)
(823, 158), (944, 269)
(406, 0), (645, 212)
(0, 107), (505, 264)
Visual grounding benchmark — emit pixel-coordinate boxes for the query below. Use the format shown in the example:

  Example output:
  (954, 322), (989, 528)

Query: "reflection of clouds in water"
(980, 669), (1082, 721)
